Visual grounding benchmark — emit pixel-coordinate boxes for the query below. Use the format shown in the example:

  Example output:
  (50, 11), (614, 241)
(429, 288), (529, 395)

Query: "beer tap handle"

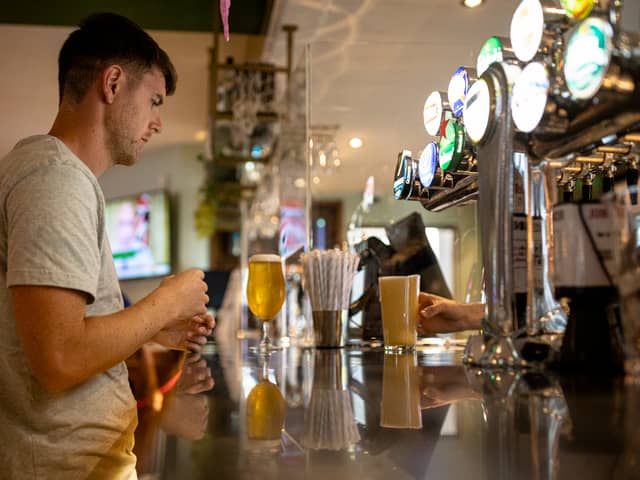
(602, 153), (617, 193)
(620, 135), (640, 202)
(562, 177), (576, 203)
(627, 155), (639, 204)
(582, 171), (594, 201)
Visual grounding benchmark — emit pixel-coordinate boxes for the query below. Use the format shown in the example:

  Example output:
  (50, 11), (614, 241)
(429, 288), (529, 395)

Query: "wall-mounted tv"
(105, 191), (172, 280)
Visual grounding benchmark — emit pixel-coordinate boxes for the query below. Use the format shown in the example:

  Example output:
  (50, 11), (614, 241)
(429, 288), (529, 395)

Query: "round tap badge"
(448, 68), (470, 117)
(393, 150), (413, 199)
(438, 119), (465, 172)
(423, 91), (444, 137)
(564, 17), (613, 101)
(418, 142), (439, 188)
(560, 0), (594, 20)
(477, 37), (504, 76)
(464, 79), (492, 144)
(511, 62), (550, 133)
(510, 0), (544, 63)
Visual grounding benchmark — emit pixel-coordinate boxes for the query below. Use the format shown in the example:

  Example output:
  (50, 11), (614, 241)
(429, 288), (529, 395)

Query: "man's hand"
(152, 313), (215, 353)
(176, 353), (214, 394)
(159, 353), (213, 439)
(149, 269), (209, 326)
(417, 293), (484, 336)
(160, 393), (209, 440)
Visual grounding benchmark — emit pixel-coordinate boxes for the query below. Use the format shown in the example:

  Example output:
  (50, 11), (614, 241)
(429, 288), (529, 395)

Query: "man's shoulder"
(0, 135), (98, 194)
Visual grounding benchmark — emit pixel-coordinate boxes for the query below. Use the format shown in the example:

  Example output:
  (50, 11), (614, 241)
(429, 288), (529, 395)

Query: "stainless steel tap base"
(463, 333), (528, 368)
(480, 335), (527, 369)
(312, 310), (348, 348)
(463, 334), (487, 365)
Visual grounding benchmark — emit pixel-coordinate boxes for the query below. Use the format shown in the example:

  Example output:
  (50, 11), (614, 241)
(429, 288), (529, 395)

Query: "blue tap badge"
(448, 67), (470, 117)
(418, 143), (439, 188)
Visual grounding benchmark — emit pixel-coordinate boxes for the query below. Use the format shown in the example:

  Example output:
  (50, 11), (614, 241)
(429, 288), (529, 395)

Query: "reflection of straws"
(302, 389), (360, 450)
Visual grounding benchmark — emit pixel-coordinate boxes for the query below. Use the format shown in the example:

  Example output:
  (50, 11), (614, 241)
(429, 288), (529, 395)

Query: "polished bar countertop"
(134, 337), (640, 480)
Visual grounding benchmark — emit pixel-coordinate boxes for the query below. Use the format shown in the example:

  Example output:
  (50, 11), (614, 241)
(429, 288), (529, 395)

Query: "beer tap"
(423, 90), (452, 138)
(560, 176), (577, 203)
(417, 142), (451, 191)
(393, 150), (427, 202)
(438, 119), (477, 176)
(506, 0), (601, 348)
(476, 36), (519, 76)
(448, 66), (478, 121)
(574, 155), (606, 200)
(509, 60), (569, 343)
(461, 60), (527, 367)
(619, 133), (640, 204)
(599, 152), (617, 193)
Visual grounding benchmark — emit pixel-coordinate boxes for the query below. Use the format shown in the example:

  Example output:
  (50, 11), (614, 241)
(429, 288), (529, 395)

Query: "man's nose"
(150, 112), (162, 134)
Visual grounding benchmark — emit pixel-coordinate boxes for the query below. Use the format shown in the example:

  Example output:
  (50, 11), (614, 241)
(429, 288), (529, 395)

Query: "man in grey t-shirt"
(0, 13), (214, 479)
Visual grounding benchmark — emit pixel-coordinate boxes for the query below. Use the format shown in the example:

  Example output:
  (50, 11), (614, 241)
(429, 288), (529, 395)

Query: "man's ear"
(102, 65), (124, 104)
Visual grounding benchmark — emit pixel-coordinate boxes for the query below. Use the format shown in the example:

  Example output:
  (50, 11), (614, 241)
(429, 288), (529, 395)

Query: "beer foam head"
(249, 254), (282, 263)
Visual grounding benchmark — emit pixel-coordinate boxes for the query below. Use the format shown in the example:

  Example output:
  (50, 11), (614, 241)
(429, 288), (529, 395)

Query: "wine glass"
(247, 254), (286, 353)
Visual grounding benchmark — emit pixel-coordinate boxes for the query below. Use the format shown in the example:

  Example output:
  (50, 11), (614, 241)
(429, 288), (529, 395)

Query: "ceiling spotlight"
(462, 0), (483, 7)
(349, 137), (363, 149)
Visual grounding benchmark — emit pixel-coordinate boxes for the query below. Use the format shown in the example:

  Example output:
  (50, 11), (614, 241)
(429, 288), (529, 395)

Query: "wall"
(99, 142), (209, 302)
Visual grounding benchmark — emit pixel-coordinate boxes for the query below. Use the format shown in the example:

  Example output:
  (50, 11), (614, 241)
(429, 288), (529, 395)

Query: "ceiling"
(0, 0), (639, 196)
(0, 0), (273, 34)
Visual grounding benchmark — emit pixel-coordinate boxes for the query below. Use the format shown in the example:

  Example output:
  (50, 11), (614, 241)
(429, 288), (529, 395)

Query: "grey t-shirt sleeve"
(5, 163), (101, 303)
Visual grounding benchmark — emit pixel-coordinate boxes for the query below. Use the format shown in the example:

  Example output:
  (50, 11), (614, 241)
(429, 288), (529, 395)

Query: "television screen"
(105, 191), (172, 280)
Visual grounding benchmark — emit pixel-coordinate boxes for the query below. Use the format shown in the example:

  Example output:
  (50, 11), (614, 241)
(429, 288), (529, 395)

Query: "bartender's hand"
(417, 293), (483, 336)
(152, 313), (215, 353)
(419, 365), (482, 409)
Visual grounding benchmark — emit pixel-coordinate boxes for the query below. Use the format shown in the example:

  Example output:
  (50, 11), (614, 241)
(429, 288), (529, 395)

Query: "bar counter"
(134, 335), (640, 480)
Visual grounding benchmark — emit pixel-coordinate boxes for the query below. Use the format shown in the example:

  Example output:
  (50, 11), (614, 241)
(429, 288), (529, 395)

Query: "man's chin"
(116, 155), (138, 167)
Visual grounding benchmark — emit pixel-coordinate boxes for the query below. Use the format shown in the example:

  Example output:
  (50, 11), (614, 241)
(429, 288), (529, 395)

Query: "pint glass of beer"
(379, 275), (420, 351)
(247, 254), (286, 353)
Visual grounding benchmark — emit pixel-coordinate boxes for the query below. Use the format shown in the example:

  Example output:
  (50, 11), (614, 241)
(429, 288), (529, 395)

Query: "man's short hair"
(58, 12), (177, 103)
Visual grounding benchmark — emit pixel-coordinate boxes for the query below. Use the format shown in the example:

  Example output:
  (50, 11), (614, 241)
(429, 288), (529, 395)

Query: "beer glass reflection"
(246, 356), (286, 442)
(380, 352), (422, 429)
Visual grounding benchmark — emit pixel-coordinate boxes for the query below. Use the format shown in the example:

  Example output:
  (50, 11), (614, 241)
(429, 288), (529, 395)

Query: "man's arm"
(11, 269), (209, 393)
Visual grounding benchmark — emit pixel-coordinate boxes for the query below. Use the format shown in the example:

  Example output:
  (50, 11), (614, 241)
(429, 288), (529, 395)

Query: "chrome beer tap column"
(463, 61), (526, 367)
